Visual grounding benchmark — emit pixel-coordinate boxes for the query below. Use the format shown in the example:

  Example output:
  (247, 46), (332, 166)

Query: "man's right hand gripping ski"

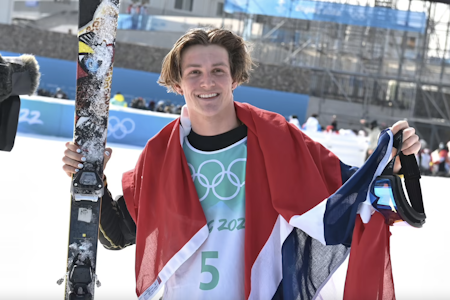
(62, 142), (112, 178)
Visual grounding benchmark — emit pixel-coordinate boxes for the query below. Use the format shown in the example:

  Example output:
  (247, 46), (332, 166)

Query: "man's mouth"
(197, 93), (219, 99)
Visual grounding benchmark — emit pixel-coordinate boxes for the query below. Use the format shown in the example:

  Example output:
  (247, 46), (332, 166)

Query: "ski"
(57, 1), (120, 299)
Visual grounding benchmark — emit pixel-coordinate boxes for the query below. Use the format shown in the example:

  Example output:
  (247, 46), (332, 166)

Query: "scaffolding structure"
(230, 0), (450, 148)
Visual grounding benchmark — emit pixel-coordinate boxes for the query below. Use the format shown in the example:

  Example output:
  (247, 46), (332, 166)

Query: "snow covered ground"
(0, 133), (449, 300)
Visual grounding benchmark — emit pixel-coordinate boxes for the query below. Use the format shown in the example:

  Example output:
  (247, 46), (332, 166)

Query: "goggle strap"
(380, 129), (426, 219)
(404, 179), (425, 214)
(392, 129), (403, 150)
(381, 130), (403, 176)
(399, 152), (421, 181)
(382, 159), (395, 176)
(400, 153), (425, 214)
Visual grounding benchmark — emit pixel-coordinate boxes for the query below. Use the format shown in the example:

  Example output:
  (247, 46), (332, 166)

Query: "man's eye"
(214, 69), (224, 73)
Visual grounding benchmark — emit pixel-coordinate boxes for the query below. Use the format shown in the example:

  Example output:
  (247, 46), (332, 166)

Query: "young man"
(62, 28), (420, 300)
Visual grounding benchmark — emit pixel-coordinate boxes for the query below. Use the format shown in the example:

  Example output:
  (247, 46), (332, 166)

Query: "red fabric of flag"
(344, 212), (395, 300)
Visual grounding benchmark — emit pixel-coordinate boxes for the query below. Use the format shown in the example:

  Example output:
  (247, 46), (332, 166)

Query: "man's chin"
(189, 99), (234, 119)
(196, 103), (224, 117)
(199, 109), (222, 118)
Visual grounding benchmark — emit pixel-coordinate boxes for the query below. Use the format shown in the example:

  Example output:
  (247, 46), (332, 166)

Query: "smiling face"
(174, 44), (238, 122)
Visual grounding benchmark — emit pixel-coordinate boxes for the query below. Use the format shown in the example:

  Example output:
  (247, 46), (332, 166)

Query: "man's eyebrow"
(212, 62), (228, 67)
(184, 64), (201, 69)
(183, 62), (228, 69)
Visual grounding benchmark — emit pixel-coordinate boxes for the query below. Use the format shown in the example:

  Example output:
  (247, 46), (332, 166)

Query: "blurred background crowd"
(290, 113), (450, 177)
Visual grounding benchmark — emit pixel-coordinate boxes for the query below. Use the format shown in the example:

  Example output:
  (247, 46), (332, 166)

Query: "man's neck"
(190, 104), (241, 136)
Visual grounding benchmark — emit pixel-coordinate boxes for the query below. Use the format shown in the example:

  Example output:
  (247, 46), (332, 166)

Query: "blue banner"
(225, 0), (426, 33)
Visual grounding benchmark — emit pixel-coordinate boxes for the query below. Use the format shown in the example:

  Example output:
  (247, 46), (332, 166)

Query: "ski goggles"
(370, 130), (426, 228)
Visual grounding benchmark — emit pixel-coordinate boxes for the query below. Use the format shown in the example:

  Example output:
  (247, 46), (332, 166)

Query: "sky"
(0, 133), (449, 299)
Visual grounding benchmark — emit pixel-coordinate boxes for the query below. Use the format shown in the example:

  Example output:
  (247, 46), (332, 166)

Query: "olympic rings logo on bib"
(107, 116), (135, 139)
(188, 158), (246, 201)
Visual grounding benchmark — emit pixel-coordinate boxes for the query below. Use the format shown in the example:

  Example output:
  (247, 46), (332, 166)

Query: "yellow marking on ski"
(79, 41), (94, 54)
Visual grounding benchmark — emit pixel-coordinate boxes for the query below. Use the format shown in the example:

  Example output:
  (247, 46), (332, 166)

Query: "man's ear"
(231, 81), (238, 91)
(174, 84), (183, 95)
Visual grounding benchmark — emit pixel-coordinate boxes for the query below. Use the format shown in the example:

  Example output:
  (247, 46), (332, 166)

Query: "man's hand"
(62, 142), (112, 177)
(390, 120), (420, 173)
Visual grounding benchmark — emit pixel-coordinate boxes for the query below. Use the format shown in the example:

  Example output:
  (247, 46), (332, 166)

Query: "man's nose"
(200, 73), (215, 88)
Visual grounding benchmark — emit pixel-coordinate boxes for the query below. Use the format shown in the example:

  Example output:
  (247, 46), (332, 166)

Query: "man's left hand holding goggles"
(390, 120), (421, 173)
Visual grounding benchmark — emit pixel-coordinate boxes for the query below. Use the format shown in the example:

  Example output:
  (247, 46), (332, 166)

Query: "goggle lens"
(372, 178), (403, 225)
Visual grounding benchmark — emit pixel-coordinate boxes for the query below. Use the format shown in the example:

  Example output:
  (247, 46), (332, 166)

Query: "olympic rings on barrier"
(107, 116), (136, 139)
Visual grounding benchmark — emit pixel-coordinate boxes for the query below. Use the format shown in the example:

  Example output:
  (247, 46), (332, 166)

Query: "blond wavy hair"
(158, 28), (254, 94)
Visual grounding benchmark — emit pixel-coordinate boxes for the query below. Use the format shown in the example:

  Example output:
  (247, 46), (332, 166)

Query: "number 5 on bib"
(199, 251), (219, 290)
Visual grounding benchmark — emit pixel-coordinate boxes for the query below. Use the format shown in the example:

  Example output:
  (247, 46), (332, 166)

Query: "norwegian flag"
(123, 102), (395, 300)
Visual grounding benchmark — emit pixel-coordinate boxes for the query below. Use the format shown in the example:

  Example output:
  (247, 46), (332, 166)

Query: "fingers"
(63, 142), (85, 177)
(103, 147), (112, 170)
(390, 122), (421, 156)
(62, 163), (79, 177)
(65, 141), (82, 154)
(402, 134), (421, 155)
(62, 155), (85, 169)
(401, 127), (415, 140)
(390, 120), (409, 135)
(63, 142), (84, 161)
(62, 142), (113, 177)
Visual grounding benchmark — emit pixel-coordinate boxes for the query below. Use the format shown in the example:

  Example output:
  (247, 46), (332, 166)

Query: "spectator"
(417, 148), (432, 175)
(447, 141), (450, 161)
(338, 129), (356, 136)
(164, 105), (172, 114)
(37, 88), (53, 97)
(131, 4), (140, 29)
(110, 92), (128, 107)
(126, 3), (133, 14)
(431, 142), (450, 176)
(358, 130), (366, 137)
(361, 119), (381, 160)
(289, 115), (300, 129)
(130, 97), (147, 110)
(330, 115), (338, 132)
(302, 113), (321, 132)
(140, 3), (149, 30)
(53, 87), (69, 99)
(148, 100), (156, 111)
(325, 125), (339, 134)
(155, 100), (165, 112)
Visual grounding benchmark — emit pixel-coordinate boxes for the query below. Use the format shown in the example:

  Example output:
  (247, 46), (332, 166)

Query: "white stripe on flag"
(289, 199), (328, 245)
(249, 215), (293, 300)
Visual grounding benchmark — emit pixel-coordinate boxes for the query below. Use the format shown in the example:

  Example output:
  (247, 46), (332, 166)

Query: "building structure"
(227, 0), (450, 148)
